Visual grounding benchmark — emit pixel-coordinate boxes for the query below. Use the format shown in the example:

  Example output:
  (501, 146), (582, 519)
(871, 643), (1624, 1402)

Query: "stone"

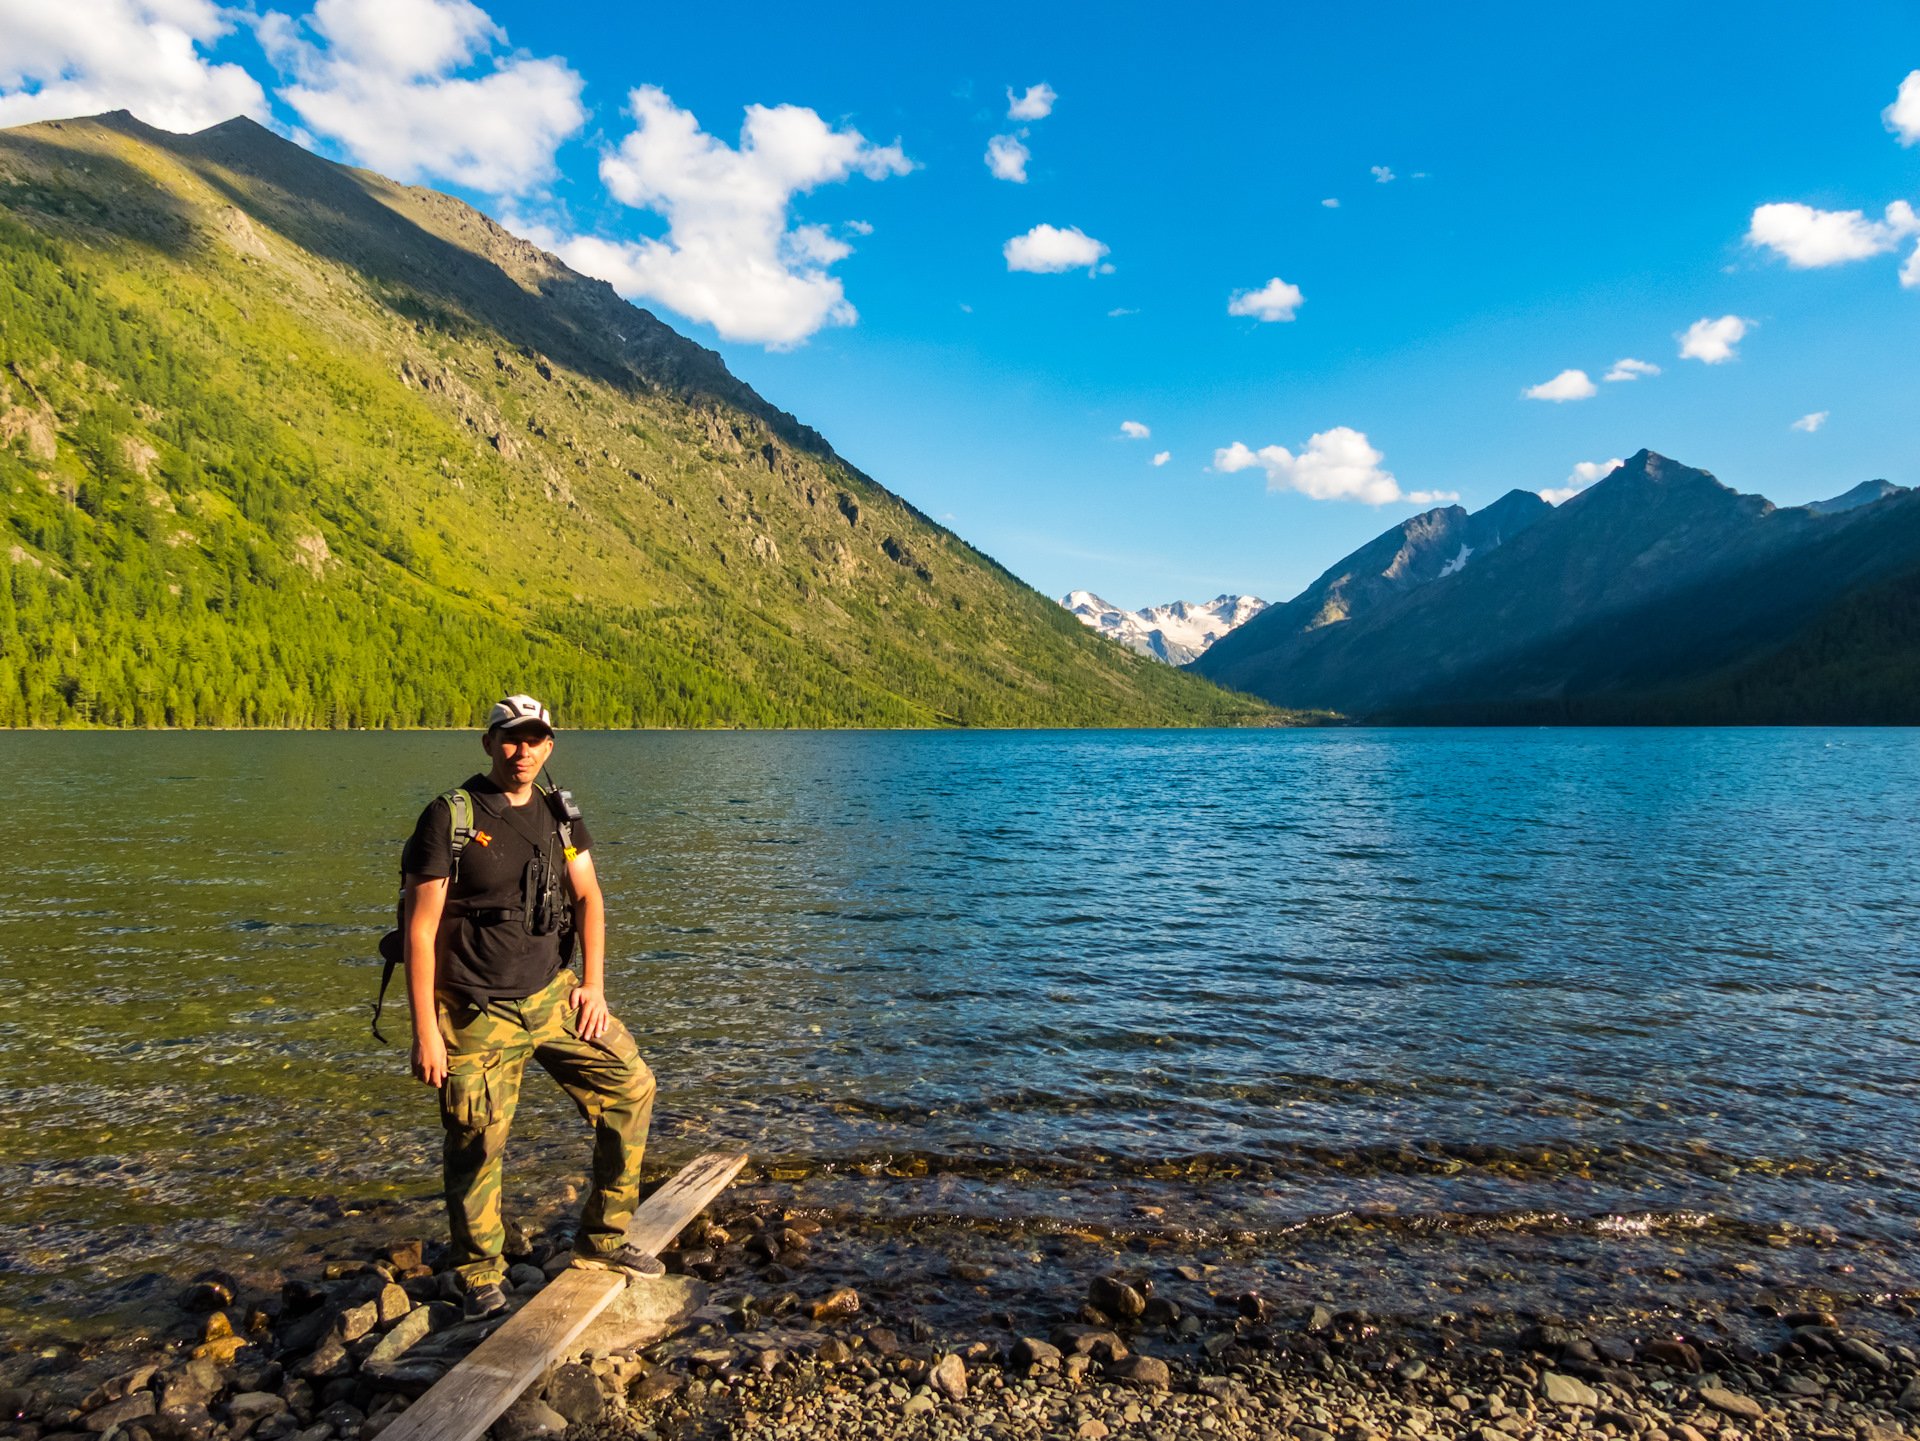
(901, 1392), (936, 1417)
(191, 1335), (248, 1365)
(363, 1305), (435, 1375)
(1012, 1338), (1062, 1374)
(1396, 1358), (1428, 1382)
(158, 1360), (224, 1412)
(1197, 1375), (1252, 1407)
(1697, 1386), (1764, 1420)
(227, 1393), (286, 1424)
(1090, 1276), (1147, 1321)
(1303, 1304), (1332, 1332)
(374, 1285), (412, 1327)
(1111, 1354), (1170, 1389)
(336, 1302), (378, 1344)
(507, 1265), (546, 1291)
(296, 1335), (352, 1381)
(929, 1355), (968, 1402)
(1641, 1340), (1701, 1372)
(180, 1280), (234, 1312)
(1541, 1373), (1598, 1409)
(811, 1288), (860, 1321)
(83, 1392), (156, 1431)
(570, 1276), (705, 1357)
(1837, 1336), (1893, 1372)
(493, 1394), (567, 1441)
(541, 1363), (603, 1427)
(1897, 1377), (1920, 1410)
(866, 1328), (901, 1356)
(82, 1367), (158, 1412)
(1076, 1420), (1110, 1440)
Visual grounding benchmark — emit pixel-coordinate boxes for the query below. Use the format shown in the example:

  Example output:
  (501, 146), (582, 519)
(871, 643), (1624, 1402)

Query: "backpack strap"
(373, 788), (477, 1043)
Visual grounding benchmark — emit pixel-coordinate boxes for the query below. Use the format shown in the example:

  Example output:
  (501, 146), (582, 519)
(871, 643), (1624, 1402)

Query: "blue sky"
(3, 1), (1917, 608)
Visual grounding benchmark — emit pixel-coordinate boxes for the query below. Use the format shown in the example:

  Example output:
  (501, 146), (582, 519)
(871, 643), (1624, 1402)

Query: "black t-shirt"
(401, 773), (595, 1002)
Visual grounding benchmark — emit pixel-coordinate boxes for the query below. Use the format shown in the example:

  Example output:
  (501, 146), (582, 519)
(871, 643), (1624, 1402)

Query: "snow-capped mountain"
(1061, 592), (1269, 665)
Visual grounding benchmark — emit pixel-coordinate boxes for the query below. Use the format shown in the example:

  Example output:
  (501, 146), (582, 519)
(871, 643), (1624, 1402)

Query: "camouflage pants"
(436, 969), (655, 1286)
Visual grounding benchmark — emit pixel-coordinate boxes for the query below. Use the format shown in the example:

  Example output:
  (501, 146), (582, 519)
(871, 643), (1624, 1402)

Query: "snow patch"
(1439, 542), (1473, 578)
(1061, 592), (1269, 664)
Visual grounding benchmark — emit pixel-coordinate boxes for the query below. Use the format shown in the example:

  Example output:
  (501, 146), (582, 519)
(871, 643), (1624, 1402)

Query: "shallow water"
(2, 728), (1918, 1341)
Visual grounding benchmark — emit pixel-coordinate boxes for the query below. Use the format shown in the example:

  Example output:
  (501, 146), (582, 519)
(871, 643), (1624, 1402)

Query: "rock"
(83, 1391), (156, 1431)
(1641, 1339), (1701, 1372)
(1395, 1357), (1429, 1382)
(1782, 1310), (1837, 1328)
(227, 1392), (287, 1424)
(541, 1363), (603, 1427)
(1011, 1338), (1062, 1374)
(1089, 1276), (1147, 1320)
(180, 1280), (235, 1312)
(1541, 1373), (1598, 1409)
(815, 1337), (850, 1364)
(507, 1265), (546, 1291)
(570, 1276), (704, 1357)
(901, 1392), (936, 1417)
(296, 1334), (352, 1381)
(1197, 1375), (1252, 1406)
(866, 1328), (901, 1357)
(363, 1306), (435, 1375)
(810, 1287), (860, 1321)
(191, 1335), (249, 1365)
(82, 1367), (158, 1412)
(1111, 1354), (1170, 1389)
(336, 1302), (378, 1344)
(374, 1285), (412, 1326)
(1302, 1304), (1332, 1332)
(632, 1370), (683, 1404)
(1076, 1419), (1110, 1440)
(493, 1394), (567, 1441)
(158, 1360), (224, 1412)
(1697, 1386), (1764, 1420)
(929, 1354), (967, 1402)
(1837, 1336), (1893, 1372)
(1897, 1377), (1920, 1411)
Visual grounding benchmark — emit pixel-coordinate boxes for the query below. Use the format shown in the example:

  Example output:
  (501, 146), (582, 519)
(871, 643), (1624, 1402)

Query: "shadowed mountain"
(1193, 451), (1920, 722)
(0, 111), (1272, 728)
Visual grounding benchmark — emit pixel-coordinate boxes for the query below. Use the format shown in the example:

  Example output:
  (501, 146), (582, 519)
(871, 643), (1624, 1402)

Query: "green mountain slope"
(0, 112), (1273, 729)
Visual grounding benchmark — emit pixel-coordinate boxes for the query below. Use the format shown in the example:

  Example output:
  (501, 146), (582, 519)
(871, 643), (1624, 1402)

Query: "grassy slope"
(0, 113), (1278, 729)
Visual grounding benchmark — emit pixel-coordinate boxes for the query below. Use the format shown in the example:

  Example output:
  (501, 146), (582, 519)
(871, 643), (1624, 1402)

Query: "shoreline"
(8, 1183), (1920, 1441)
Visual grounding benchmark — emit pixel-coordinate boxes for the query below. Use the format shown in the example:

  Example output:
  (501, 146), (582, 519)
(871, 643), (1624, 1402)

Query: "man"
(402, 693), (661, 1319)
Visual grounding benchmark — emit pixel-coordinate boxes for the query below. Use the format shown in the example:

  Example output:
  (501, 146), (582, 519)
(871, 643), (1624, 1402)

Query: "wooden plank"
(378, 1150), (748, 1441)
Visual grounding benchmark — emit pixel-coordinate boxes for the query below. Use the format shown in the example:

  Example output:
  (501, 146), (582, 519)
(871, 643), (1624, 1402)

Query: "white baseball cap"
(485, 693), (553, 736)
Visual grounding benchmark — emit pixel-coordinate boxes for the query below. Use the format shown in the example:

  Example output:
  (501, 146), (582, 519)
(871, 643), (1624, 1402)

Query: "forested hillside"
(0, 112), (1273, 729)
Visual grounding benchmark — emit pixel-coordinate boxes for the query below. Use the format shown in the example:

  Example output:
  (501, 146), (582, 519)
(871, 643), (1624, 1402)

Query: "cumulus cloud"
(1791, 410), (1829, 433)
(1007, 82), (1056, 121)
(1119, 420), (1150, 439)
(0, 0), (268, 132)
(1747, 200), (1920, 267)
(1152, 451), (1170, 467)
(1605, 357), (1660, 382)
(1540, 456), (1624, 505)
(1524, 369), (1597, 402)
(529, 87), (910, 348)
(1678, 315), (1751, 364)
(1213, 427), (1455, 506)
(1321, 197), (1340, 208)
(1004, 223), (1109, 274)
(985, 132), (1029, 182)
(1226, 276), (1304, 322)
(1905, 244), (1920, 289)
(1887, 69), (1920, 145)
(1371, 165), (1395, 183)
(265, 0), (585, 196)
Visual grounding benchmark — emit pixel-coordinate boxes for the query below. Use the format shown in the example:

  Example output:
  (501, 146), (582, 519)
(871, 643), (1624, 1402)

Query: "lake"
(3, 728), (1917, 1344)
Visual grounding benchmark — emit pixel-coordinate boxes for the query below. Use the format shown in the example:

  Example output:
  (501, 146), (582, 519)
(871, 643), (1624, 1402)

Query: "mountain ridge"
(1061, 591), (1268, 665)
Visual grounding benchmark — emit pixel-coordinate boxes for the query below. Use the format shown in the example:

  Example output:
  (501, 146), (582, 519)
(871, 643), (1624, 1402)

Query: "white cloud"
(1524, 368), (1597, 402)
(1107, 306), (1138, 317)
(1678, 315), (1751, 364)
(985, 132), (1029, 183)
(1119, 420), (1150, 439)
(1371, 165), (1395, 183)
(1321, 197), (1340, 208)
(1152, 451), (1170, 467)
(1887, 69), (1920, 145)
(0, 0), (268, 133)
(1539, 457), (1624, 505)
(1213, 427), (1455, 506)
(1226, 276), (1304, 322)
(1791, 410), (1829, 433)
(1905, 243), (1920, 289)
(1605, 357), (1660, 382)
(1004, 223), (1109, 274)
(844, 219), (874, 236)
(528, 87), (910, 348)
(1007, 82), (1056, 121)
(1747, 200), (1920, 267)
(266, 0), (585, 196)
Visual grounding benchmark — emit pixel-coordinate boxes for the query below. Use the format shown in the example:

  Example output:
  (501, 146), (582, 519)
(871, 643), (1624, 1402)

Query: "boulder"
(568, 1276), (704, 1357)
(492, 1394), (567, 1441)
(1089, 1276), (1147, 1321)
(540, 1364), (603, 1427)
(1698, 1386), (1764, 1421)
(1541, 1372), (1598, 1409)
(928, 1354), (967, 1402)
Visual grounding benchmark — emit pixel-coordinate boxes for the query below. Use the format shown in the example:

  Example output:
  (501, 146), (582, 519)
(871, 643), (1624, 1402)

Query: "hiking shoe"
(462, 1281), (508, 1319)
(571, 1244), (665, 1279)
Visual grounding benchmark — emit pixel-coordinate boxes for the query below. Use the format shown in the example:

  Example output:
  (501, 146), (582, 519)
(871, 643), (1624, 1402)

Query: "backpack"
(371, 786), (575, 1041)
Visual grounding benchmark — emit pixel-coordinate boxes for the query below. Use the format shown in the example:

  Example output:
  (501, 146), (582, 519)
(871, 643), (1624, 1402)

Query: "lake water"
(3, 728), (1918, 1345)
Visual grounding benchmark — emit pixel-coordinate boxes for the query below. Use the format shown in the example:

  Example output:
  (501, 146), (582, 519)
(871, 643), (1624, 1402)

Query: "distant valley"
(1060, 592), (1267, 665)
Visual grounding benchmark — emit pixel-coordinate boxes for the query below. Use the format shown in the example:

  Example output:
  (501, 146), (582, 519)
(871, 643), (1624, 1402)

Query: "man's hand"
(571, 981), (611, 1041)
(412, 1030), (450, 1087)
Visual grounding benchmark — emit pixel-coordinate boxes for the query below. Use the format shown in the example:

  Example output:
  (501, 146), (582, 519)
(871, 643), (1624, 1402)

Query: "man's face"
(485, 726), (554, 786)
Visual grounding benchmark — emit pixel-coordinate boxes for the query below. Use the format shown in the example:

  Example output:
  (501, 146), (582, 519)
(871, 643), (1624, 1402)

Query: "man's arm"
(566, 850), (610, 1040)
(405, 874), (450, 1086)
